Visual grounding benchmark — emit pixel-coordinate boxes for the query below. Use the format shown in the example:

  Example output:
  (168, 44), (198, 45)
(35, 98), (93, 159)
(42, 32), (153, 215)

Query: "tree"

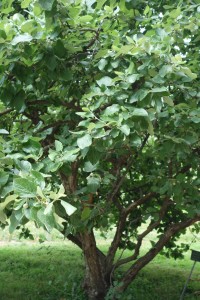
(0, 0), (200, 299)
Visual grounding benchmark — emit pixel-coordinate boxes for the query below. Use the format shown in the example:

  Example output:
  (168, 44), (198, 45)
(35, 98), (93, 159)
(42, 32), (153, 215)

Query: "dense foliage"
(0, 0), (199, 299)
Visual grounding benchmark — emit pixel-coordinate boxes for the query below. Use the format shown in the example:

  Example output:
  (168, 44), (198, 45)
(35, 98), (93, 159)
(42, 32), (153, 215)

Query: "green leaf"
(0, 171), (9, 186)
(81, 207), (91, 220)
(0, 195), (18, 210)
(44, 202), (53, 215)
(120, 124), (130, 136)
(62, 153), (77, 162)
(132, 108), (148, 117)
(38, 0), (55, 11)
(151, 87), (168, 93)
(21, 0), (32, 8)
(96, 76), (113, 87)
(55, 140), (63, 152)
(77, 134), (92, 149)
(0, 129), (9, 134)
(9, 210), (23, 234)
(130, 90), (148, 103)
(60, 200), (77, 216)
(13, 178), (37, 198)
(148, 121), (154, 136)
(159, 65), (172, 77)
(78, 15), (93, 23)
(83, 161), (98, 172)
(11, 33), (33, 45)
(54, 40), (66, 58)
(21, 20), (35, 33)
(87, 175), (101, 193)
(98, 58), (107, 71)
(48, 150), (57, 161)
(126, 74), (140, 84)
(30, 171), (45, 189)
(16, 160), (32, 172)
(104, 104), (120, 116)
(0, 210), (6, 224)
(22, 139), (41, 154)
(163, 96), (174, 106)
(96, 0), (107, 9)
(37, 208), (55, 231)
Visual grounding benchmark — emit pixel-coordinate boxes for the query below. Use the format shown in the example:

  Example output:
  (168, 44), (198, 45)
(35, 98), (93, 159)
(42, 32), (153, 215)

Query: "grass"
(0, 226), (200, 299)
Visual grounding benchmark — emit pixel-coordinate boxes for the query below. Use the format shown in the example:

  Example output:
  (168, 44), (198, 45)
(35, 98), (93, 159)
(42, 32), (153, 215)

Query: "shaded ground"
(0, 241), (199, 300)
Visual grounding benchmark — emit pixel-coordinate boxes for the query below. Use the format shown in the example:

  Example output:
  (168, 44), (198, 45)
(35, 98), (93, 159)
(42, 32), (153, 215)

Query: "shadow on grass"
(0, 243), (199, 300)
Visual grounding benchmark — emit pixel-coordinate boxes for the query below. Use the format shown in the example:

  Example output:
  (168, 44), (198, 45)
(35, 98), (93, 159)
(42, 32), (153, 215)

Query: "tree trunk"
(81, 230), (109, 300)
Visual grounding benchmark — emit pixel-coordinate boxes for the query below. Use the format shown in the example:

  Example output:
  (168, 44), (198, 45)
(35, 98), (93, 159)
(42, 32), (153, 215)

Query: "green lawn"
(0, 239), (200, 300)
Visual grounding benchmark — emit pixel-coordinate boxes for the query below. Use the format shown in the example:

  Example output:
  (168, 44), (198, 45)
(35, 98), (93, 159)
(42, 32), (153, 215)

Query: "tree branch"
(107, 134), (149, 204)
(117, 215), (200, 293)
(114, 198), (172, 268)
(106, 191), (156, 271)
(35, 120), (67, 133)
(125, 192), (156, 216)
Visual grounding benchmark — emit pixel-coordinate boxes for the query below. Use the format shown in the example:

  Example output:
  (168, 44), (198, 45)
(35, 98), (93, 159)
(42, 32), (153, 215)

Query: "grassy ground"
(0, 226), (200, 299)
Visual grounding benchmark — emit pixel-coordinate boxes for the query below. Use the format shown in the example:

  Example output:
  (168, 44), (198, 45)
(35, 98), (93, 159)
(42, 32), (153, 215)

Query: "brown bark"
(115, 216), (200, 295)
(106, 192), (156, 269)
(81, 230), (108, 300)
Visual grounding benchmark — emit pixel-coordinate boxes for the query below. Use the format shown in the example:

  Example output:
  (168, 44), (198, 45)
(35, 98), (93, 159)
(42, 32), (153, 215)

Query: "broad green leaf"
(148, 121), (154, 136)
(78, 15), (93, 23)
(30, 171), (45, 189)
(22, 139), (41, 154)
(55, 140), (63, 152)
(11, 33), (33, 45)
(37, 187), (45, 199)
(151, 87), (168, 93)
(13, 178), (37, 198)
(98, 58), (107, 71)
(120, 124), (130, 136)
(126, 74), (140, 84)
(180, 67), (197, 80)
(130, 90), (148, 103)
(81, 207), (91, 220)
(163, 96), (174, 106)
(37, 208), (55, 231)
(159, 65), (172, 77)
(21, 0), (32, 8)
(87, 175), (101, 193)
(60, 200), (77, 216)
(38, 0), (55, 11)
(9, 210), (23, 234)
(45, 161), (63, 172)
(0, 129), (9, 134)
(96, 0), (107, 9)
(104, 104), (120, 116)
(54, 40), (66, 58)
(132, 108), (148, 117)
(0, 195), (18, 211)
(0, 171), (9, 186)
(0, 210), (6, 224)
(96, 76), (113, 87)
(191, 117), (200, 123)
(48, 151), (57, 161)
(44, 202), (53, 215)
(16, 160), (32, 172)
(77, 134), (92, 149)
(21, 20), (35, 33)
(83, 161), (98, 172)
(61, 148), (79, 162)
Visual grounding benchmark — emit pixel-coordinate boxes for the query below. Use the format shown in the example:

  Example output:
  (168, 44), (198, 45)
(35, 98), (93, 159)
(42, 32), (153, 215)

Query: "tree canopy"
(0, 0), (200, 299)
